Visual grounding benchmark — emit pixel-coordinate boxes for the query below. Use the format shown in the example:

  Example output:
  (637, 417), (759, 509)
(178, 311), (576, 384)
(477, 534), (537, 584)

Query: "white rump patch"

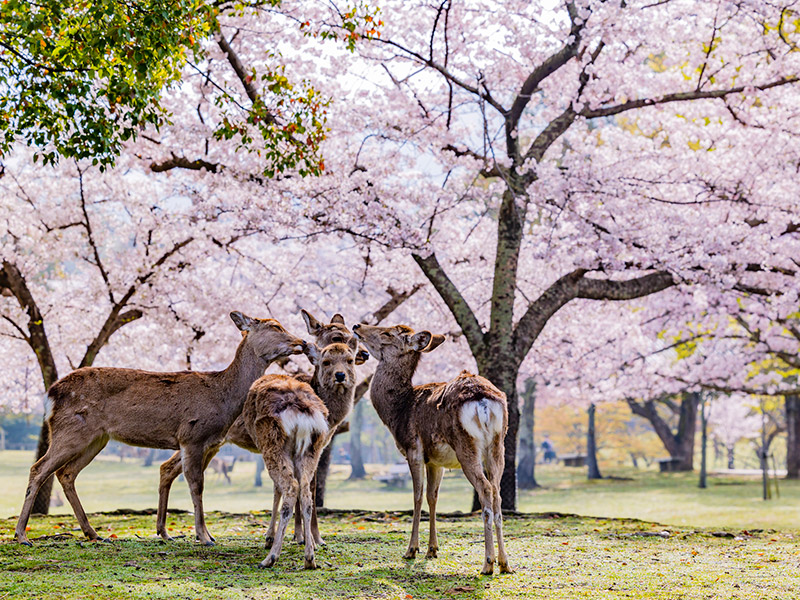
(279, 410), (329, 456)
(459, 399), (503, 448)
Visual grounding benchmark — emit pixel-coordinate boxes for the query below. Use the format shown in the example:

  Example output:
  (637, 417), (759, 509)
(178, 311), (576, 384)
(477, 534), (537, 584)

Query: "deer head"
(230, 311), (305, 362)
(305, 336), (359, 391)
(300, 309), (370, 365)
(352, 323), (446, 362)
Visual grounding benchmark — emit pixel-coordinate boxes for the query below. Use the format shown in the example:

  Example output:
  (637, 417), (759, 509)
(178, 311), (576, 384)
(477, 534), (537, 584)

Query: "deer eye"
(380, 332), (393, 338)
(348, 358), (355, 364)
(332, 336), (344, 343)
(322, 360), (331, 367)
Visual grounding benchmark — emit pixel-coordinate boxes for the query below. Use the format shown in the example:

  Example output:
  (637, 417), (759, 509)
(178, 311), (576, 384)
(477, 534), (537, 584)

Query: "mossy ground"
(1, 509), (799, 599)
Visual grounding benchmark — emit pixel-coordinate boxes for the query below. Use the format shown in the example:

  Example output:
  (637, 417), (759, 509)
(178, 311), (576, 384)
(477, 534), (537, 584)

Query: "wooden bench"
(658, 458), (684, 472)
(374, 464), (411, 488)
(561, 454), (587, 467)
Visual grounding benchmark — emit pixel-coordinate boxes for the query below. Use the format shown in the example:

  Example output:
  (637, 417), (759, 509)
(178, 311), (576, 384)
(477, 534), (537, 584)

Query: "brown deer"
(154, 309), (364, 542)
(15, 312), (305, 546)
(352, 322), (513, 575)
(242, 374), (329, 569)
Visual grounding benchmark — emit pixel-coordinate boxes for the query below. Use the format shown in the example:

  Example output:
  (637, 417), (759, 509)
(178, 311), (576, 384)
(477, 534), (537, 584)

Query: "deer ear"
(304, 342), (321, 366)
(346, 335), (359, 354)
(422, 334), (446, 353)
(330, 313), (346, 325)
(409, 331), (432, 352)
(301, 309), (321, 334)
(230, 311), (254, 332)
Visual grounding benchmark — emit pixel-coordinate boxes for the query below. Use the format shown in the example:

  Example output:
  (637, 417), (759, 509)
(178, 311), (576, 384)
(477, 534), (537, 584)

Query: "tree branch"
(581, 76), (800, 119)
(150, 153), (222, 173)
(412, 252), (485, 354)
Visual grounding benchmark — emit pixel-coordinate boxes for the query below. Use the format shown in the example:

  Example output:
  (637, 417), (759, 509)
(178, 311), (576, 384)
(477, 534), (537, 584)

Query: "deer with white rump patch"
(352, 322), (512, 575)
(15, 312), (305, 546)
(241, 374), (330, 569)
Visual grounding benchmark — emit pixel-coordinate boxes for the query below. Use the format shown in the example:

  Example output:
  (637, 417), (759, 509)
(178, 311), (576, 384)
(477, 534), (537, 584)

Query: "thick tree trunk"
(786, 394), (800, 479)
(727, 446), (735, 470)
(627, 392), (699, 471)
(587, 403), (602, 480)
(348, 400), (366, 480)
(517, 379), (539, 489)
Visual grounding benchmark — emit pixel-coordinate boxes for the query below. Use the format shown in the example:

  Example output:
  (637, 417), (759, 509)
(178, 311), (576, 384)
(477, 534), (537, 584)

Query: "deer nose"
(352, 324), (360, 330)
(358, 350), (370, 361)
(335, 372), (346, 382)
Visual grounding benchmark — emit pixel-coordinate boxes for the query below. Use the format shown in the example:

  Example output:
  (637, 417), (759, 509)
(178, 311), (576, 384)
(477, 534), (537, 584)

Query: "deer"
(154, 309), (365, 544)
(241, 374), (330, 569)
(352, 322), (513, 575)
(14, 312), (305, 547)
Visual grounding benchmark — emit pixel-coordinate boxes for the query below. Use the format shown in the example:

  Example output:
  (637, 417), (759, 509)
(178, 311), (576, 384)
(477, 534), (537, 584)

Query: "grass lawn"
(1, 450), (799, 531)
(2, 450), (800, 598)
(2, 509), (799, 599)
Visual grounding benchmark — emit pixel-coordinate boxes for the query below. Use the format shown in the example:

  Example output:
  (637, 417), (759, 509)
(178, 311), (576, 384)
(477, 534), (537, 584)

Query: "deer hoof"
(159, 535), (174, 543)
(17, 538), (32, 547)
(202, 539), (216, 547)
(304, 557), (318, 570)
(499, 563), (515, 574)
(402, 548), (418, 559)
(259, 555), (277, 569)
(426, 547), (438, 559)
(481, 560), (495, 576)
(264, 536), (274, 548)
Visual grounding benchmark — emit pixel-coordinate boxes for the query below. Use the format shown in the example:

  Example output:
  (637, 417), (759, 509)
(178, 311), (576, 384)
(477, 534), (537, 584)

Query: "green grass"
(2, 450), (800, 598)
(2, 509), (799, 599)
(2, 451), (799, 532)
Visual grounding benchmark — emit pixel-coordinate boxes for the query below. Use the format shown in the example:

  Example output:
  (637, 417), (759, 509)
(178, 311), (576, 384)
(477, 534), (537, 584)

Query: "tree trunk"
(517, 379), (539, 489)
(727, 445), (735, 470)
(315, 442), (334, 507)
(586, 403), (602, 480)
(786, 394), (800, 479)
(699, 395), (708, 489)
(348, 400), (366, 480)
(627, 392), (699, 471)
(254, 455), (265, 487)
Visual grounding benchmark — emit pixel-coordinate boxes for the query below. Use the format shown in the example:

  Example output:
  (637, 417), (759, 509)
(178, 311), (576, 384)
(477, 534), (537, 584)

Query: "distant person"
(541, 436), (557, 463)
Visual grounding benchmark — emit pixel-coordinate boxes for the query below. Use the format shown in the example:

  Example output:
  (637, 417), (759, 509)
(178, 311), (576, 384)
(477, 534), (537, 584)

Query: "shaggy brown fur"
(352, 322), (512, 575)
(15, 312), (304, 546)
(242, 374), (329, 569)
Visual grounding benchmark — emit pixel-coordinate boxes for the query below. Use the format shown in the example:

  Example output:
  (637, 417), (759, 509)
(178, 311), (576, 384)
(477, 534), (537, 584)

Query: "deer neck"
(218, 336), (267, 419)
(312, 369), (355, 427)
(369, 353), (419, 431)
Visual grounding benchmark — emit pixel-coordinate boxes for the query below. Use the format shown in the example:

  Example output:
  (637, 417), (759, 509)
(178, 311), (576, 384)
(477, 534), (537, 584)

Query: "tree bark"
(254, 455), (265, 487)
(586, 403), (602, 480)
(516, 379), (539, 489)
(699, 395), (708, 489)
(315, 443), (334, 507)
(627, 393), (699, 471)
(786, 394), (800, 479)
(348, 399), (367, 480)
(727, 445), (735, 470)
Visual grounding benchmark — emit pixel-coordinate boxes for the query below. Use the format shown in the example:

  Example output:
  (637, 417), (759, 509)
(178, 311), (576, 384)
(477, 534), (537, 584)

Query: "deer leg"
(197, 447), (221, 543)
(293, 496), (304, 544)
(55, 434), (109, 541)
(488, 440), (513, 574)
(265, 488), (281, 548)
(260, 453), (299, 568)
(310, 471), (323, 546)
(403, 451), (425, 559)
(156, 451), (183, 541)
(461, 456), (496, 575)
(16, 431), (91, 545)
(180, 445), (213, 546)
(425, 464), (444, 558)
(298, 453), (319, 569)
